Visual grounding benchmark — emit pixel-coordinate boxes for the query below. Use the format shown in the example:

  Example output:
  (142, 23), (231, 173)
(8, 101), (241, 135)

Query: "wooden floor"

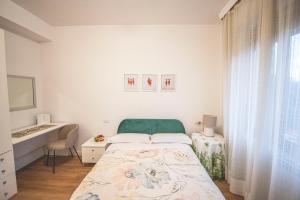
(11, 157), (243, 200)
(215, 180), (243, 200)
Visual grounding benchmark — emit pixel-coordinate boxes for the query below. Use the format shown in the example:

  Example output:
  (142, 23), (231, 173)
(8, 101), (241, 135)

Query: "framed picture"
(142, 74), (157, 91)
(124, 74), (139, 91)
(161, 74), (176, 91)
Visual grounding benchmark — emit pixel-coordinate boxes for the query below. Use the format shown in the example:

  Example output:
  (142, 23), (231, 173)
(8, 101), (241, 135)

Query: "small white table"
(191, 132), (225, 180)
(81, 137), (111, 164)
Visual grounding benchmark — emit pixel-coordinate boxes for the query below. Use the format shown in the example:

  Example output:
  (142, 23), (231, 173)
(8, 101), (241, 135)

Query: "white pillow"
(109, 133), (150, 144)
(151, 133), (192, 145)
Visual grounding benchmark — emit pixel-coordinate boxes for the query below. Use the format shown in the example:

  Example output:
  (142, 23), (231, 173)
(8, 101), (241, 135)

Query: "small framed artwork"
(161, 74), (176, 91)
(142, 74), (157, 91)
(124, 74), (139, 91)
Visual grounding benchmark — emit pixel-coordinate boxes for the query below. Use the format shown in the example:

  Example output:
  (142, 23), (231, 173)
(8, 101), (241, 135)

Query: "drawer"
(0, 152), (15, 180)
(82, 147), (104, 163)
(0, 173), (17, 200)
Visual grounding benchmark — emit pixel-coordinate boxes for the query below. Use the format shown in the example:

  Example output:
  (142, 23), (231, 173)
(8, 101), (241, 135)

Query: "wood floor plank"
(11, 157), (243, 200)
(215, 180), (244, 200)
(11, 157), (92, 200)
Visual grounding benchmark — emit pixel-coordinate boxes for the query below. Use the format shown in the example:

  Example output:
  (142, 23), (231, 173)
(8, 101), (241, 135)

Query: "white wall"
(5, 31), (44, 129)
(5, 31), (48, 170)
(41, 25), (223, 145)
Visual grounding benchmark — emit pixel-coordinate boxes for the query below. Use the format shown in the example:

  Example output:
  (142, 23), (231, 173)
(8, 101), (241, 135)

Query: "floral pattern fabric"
(191, 133), (225, 180)
(70, 143), (225, 200)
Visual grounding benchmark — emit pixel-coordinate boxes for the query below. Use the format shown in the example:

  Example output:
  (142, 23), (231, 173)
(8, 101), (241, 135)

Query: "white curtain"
(223, 0), (300, 199)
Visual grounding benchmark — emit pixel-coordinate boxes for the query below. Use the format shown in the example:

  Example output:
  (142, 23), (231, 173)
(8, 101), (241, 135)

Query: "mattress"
(70, 143), (225, 200)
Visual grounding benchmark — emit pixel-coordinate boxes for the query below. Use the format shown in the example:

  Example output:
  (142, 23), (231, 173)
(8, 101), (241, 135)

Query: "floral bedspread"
(70, 143), (225, 200)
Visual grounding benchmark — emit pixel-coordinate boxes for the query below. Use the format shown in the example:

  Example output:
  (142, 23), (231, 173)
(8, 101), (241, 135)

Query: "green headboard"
(117, 119), (186, 134)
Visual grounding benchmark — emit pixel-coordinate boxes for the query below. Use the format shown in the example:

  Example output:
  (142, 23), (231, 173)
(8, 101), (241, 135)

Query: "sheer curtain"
(223, 0), (300, 199)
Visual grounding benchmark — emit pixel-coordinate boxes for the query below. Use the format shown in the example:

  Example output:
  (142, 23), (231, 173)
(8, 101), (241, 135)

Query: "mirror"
(7, 75), (36, 111)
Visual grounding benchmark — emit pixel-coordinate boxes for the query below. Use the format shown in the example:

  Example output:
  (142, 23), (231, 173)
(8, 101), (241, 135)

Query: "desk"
(12, 123), (68, 145)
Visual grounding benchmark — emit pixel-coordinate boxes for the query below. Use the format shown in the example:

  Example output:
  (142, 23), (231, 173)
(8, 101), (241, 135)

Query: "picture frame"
(161, 74), (176, 91)
(142, 74), (157, 92)
(124, 74), (139, 91)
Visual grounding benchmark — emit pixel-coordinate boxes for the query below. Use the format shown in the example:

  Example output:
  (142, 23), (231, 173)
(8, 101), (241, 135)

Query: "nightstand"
(191, 132), (225, 180)
(81, 137), (111, 164)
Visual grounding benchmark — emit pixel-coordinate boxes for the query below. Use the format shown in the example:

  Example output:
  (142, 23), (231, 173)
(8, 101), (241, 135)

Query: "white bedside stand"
(81, 137), (111, 164)
(191, 132), (225, 180)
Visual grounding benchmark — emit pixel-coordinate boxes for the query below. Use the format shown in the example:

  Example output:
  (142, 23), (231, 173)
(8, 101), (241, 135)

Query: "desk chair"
(46, 124), (81, 173)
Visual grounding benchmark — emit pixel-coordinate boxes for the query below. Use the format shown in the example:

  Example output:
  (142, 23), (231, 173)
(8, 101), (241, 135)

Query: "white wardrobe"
(0, 29), (17, 200)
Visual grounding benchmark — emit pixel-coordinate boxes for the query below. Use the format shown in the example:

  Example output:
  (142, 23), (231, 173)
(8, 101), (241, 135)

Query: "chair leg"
(69, 148), (74, 157)
(73, 146), (82, 164)
(46, 149), (50, 166)
(53, 150), (56, 174)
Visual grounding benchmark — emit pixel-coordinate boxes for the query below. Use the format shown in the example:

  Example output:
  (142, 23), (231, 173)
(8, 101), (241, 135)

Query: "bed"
(70, 119), (225, 200)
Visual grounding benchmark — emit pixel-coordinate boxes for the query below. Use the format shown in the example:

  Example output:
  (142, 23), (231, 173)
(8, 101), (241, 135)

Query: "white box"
(37, 114), (51, 125)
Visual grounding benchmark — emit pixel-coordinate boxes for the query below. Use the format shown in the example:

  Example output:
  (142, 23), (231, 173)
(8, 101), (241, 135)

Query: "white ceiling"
(11, 0), (228, 26)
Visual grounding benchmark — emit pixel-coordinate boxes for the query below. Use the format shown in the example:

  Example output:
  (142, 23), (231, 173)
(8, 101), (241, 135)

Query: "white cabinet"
(81, 137), (110, 164)
(0, 151), (15, 180)
(0, 173), (17, 200)
(0, 29), (17, 200)
(0, 30), (12, 155)
(82, 147), (105, 163)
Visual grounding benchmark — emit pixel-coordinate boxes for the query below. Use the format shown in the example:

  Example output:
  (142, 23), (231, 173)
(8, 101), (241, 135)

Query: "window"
(290, 33), (300, 82)
(278, 33), (300, 177)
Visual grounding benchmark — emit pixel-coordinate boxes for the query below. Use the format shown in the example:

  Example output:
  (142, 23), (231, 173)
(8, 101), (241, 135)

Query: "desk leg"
(46, 150), (50, 166)
(53, 150), (56, 174)
(73, 146), (82, 165)
(69, 148), (74, 157)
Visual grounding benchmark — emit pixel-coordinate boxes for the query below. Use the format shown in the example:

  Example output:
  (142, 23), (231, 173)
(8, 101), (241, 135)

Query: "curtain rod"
(218, 0), (239, 20)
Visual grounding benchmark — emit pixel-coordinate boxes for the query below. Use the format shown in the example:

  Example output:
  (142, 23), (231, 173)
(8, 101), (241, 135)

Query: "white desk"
(11, 123), (68, 145)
